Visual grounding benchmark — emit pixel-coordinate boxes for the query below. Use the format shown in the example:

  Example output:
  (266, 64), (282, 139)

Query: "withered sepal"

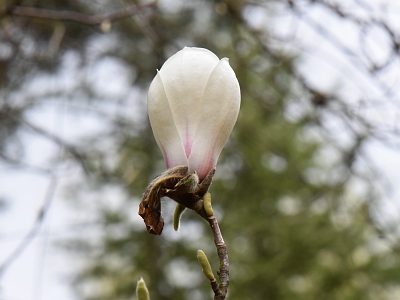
(139, 166), (215, 235)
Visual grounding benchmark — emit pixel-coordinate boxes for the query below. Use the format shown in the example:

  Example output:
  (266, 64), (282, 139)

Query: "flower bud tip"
(136, 277), (150, 300)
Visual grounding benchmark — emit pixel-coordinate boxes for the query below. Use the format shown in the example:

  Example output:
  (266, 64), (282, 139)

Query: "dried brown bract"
(139, 166), (215, 235)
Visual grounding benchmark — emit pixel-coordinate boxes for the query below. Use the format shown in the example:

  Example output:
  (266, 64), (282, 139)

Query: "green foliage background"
(1, 0), (399, 299)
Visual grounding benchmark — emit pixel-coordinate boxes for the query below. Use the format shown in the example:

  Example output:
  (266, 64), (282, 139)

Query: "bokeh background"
(1, 0), (400, 299)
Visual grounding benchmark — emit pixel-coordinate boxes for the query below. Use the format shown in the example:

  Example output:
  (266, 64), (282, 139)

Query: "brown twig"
(207, 216), (229, 300)
(7, 1), (158, 26)
(210, 279), (224, 299)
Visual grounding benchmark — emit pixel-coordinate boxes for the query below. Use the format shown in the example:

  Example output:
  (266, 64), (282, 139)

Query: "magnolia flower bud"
(136, 277), (150, 300)
(148, 47), (240, 180)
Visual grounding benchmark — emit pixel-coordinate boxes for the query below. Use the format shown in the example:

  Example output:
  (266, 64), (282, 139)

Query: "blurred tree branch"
(0, 176), (57, 277)
(0, 151), (52, 174)
(3, 1), (157, 26)
(2, 110), (88, 173)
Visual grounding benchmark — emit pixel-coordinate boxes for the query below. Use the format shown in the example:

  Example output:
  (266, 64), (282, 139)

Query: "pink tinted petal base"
(187, 58), (240, 181)
(188, 140), (217, 181)
(183, 123), (192, 159)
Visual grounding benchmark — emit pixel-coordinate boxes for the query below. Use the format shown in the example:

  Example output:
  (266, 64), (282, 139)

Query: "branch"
(207, 215), (229, 299)
(7, 1), (158, 25)
(139, 168), (230, 299)
(0, 151), (52, 175)
(0, 176), (58, 276)
(4, 113), (88, 173)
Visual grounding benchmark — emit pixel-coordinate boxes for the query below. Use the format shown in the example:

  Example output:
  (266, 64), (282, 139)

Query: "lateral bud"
(203, 192), (214, 217)
(197, 249), (215, 281)
(173, 203), (186, 231)
(136, 277), (150, 300)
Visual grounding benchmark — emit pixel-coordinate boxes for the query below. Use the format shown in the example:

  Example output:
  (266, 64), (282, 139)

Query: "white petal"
(148, 72), (188, 168)
(188, 58), (240, 180)
(158, 47), (220, 158)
